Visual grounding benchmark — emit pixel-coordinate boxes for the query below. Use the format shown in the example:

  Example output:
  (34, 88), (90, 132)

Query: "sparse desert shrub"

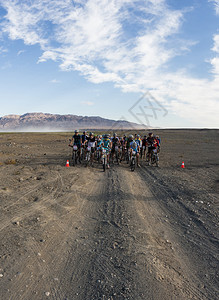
(5, 159), (17, 165)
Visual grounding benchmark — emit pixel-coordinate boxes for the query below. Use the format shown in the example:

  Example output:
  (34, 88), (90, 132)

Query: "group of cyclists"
(69, 130), (160, 169)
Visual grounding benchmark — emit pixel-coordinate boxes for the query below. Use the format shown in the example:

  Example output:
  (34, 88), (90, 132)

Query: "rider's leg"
(107, 153), (110, 168)
(78, 148), (81, 162)
(137, 153), (140, 167)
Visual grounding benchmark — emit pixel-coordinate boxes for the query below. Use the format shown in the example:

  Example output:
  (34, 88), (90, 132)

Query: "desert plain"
(0, 129), (218, 300)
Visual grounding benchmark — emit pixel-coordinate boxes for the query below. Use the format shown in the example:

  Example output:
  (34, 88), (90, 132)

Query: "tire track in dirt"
(0, 167), (102, 300)
(58, 167), (194, 299)
(123, 169), (207, 300)
(137, 165), (219, 299)
(1, 163), (218, 299)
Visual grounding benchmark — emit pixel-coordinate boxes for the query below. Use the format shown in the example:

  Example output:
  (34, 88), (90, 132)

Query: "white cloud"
(0, 0), (219, 127)
(81, 101), (94, 106)
(17, 50), (26, 56)
(50, 79), (61, 84)
(0, 46), (8, 54)
(209, 0), (219, 14)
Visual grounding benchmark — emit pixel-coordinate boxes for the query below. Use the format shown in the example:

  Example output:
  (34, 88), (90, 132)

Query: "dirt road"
(0, 131), (218, 299)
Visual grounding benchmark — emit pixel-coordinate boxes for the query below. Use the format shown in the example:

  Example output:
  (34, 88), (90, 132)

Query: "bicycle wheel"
(72, 152), (76, 166)
(103, 157), (106, 172)
(146, 153), (150, 165)
(131, 157), (135, 172)
(116, 152), (119, 164)
(155, 154), (159, 167)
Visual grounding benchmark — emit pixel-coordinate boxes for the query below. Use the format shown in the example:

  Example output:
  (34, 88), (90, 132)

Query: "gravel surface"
(0, 130), (218, 300)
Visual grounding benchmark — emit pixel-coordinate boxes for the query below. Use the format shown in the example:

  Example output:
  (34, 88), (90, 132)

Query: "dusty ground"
(0, 130), (218, 300)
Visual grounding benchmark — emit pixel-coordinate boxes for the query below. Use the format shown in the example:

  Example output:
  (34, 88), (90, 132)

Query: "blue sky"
(0, 0), (219, 128)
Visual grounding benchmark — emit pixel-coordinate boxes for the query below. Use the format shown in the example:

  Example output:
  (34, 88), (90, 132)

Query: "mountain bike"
(151, 149), (159, 167)
(146, 148), (159, 167)
(140, 145), (146, 159)
(85, 146), (91, 167)
(96, 147), (102, 164)
(102, 148), (107, 172)
(130, 151), (137, 172)
(125, 148), (130, 164)
(81, 145), (86, 162)
(112, 145), (120, 164)
(72, 145), (79, 166)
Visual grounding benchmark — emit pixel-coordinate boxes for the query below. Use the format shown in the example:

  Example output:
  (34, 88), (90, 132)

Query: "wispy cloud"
(50, 79), (61, 84)
(0, 0), (218, 126)
(209, 0), (219, 14)
(81, 101), (94, 106)
(0, 46), (8, 54)
(17, 50), (26, 56)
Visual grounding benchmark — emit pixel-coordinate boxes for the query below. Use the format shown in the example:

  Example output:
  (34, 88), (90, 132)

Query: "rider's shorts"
(91, 147), (95, 154)
(148, 146), (155, 153)
(74, 143), (81, 149)
(111, 146), (119, 153)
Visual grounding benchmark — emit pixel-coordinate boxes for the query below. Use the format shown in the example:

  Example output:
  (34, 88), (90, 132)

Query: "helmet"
(113, 133), (117, 137)
(149, 132), (153, 136)
(137, 134), (140, 138)
(75, 130), (79, 133)
(83, 131), (86, 134)
(104, 134), (109, 139)
(129, 134), (134, 140)
(89, 132), (93, 136)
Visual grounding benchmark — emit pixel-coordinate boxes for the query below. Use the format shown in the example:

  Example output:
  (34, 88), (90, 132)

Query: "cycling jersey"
(97, 139), (102, 147)
(130, 141), (138, 152)
(126, 138), (132, 149)
(87, 136), (96, 148)
(146, 137), (155, 147)
(81, 134), (88, 144)
(142, 138), (147, 147)
(135, 138), (142, 148)
(73, 134), (81, 147)
(154, 139), (159, 148)
(112, 137), (120, 146)
(101, 138), (111, 149)
(121, 138), (126, 147)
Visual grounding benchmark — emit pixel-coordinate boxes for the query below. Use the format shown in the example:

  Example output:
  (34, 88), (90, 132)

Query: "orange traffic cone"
(181, 161), (185, 169)
(66, 160), (70, 167)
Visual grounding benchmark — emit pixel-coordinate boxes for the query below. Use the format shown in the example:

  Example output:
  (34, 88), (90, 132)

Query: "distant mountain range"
(0, 113), (144, 132)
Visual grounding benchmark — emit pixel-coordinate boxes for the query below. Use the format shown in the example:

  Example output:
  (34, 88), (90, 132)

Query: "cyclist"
(96, 135), (102, 147)
(146, 132), (157, 164)
(142, 135), (147, 158)
(101, 134), (112, 169)
(125, 135), (133, 164)
(96, 135), (102, 162)
(81, 131), (88, 160)
(86, 132), (96, 166)
(69, 130), (82, 162)
(120, 135), (127, 162)
(126, 134), (132, 150)
(130, 135), (140, 167)
(135, 134), (142, 150)
(81, 131), (88, 144)
(155, 135), (161, 152)
(111, 133), (121, 163)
